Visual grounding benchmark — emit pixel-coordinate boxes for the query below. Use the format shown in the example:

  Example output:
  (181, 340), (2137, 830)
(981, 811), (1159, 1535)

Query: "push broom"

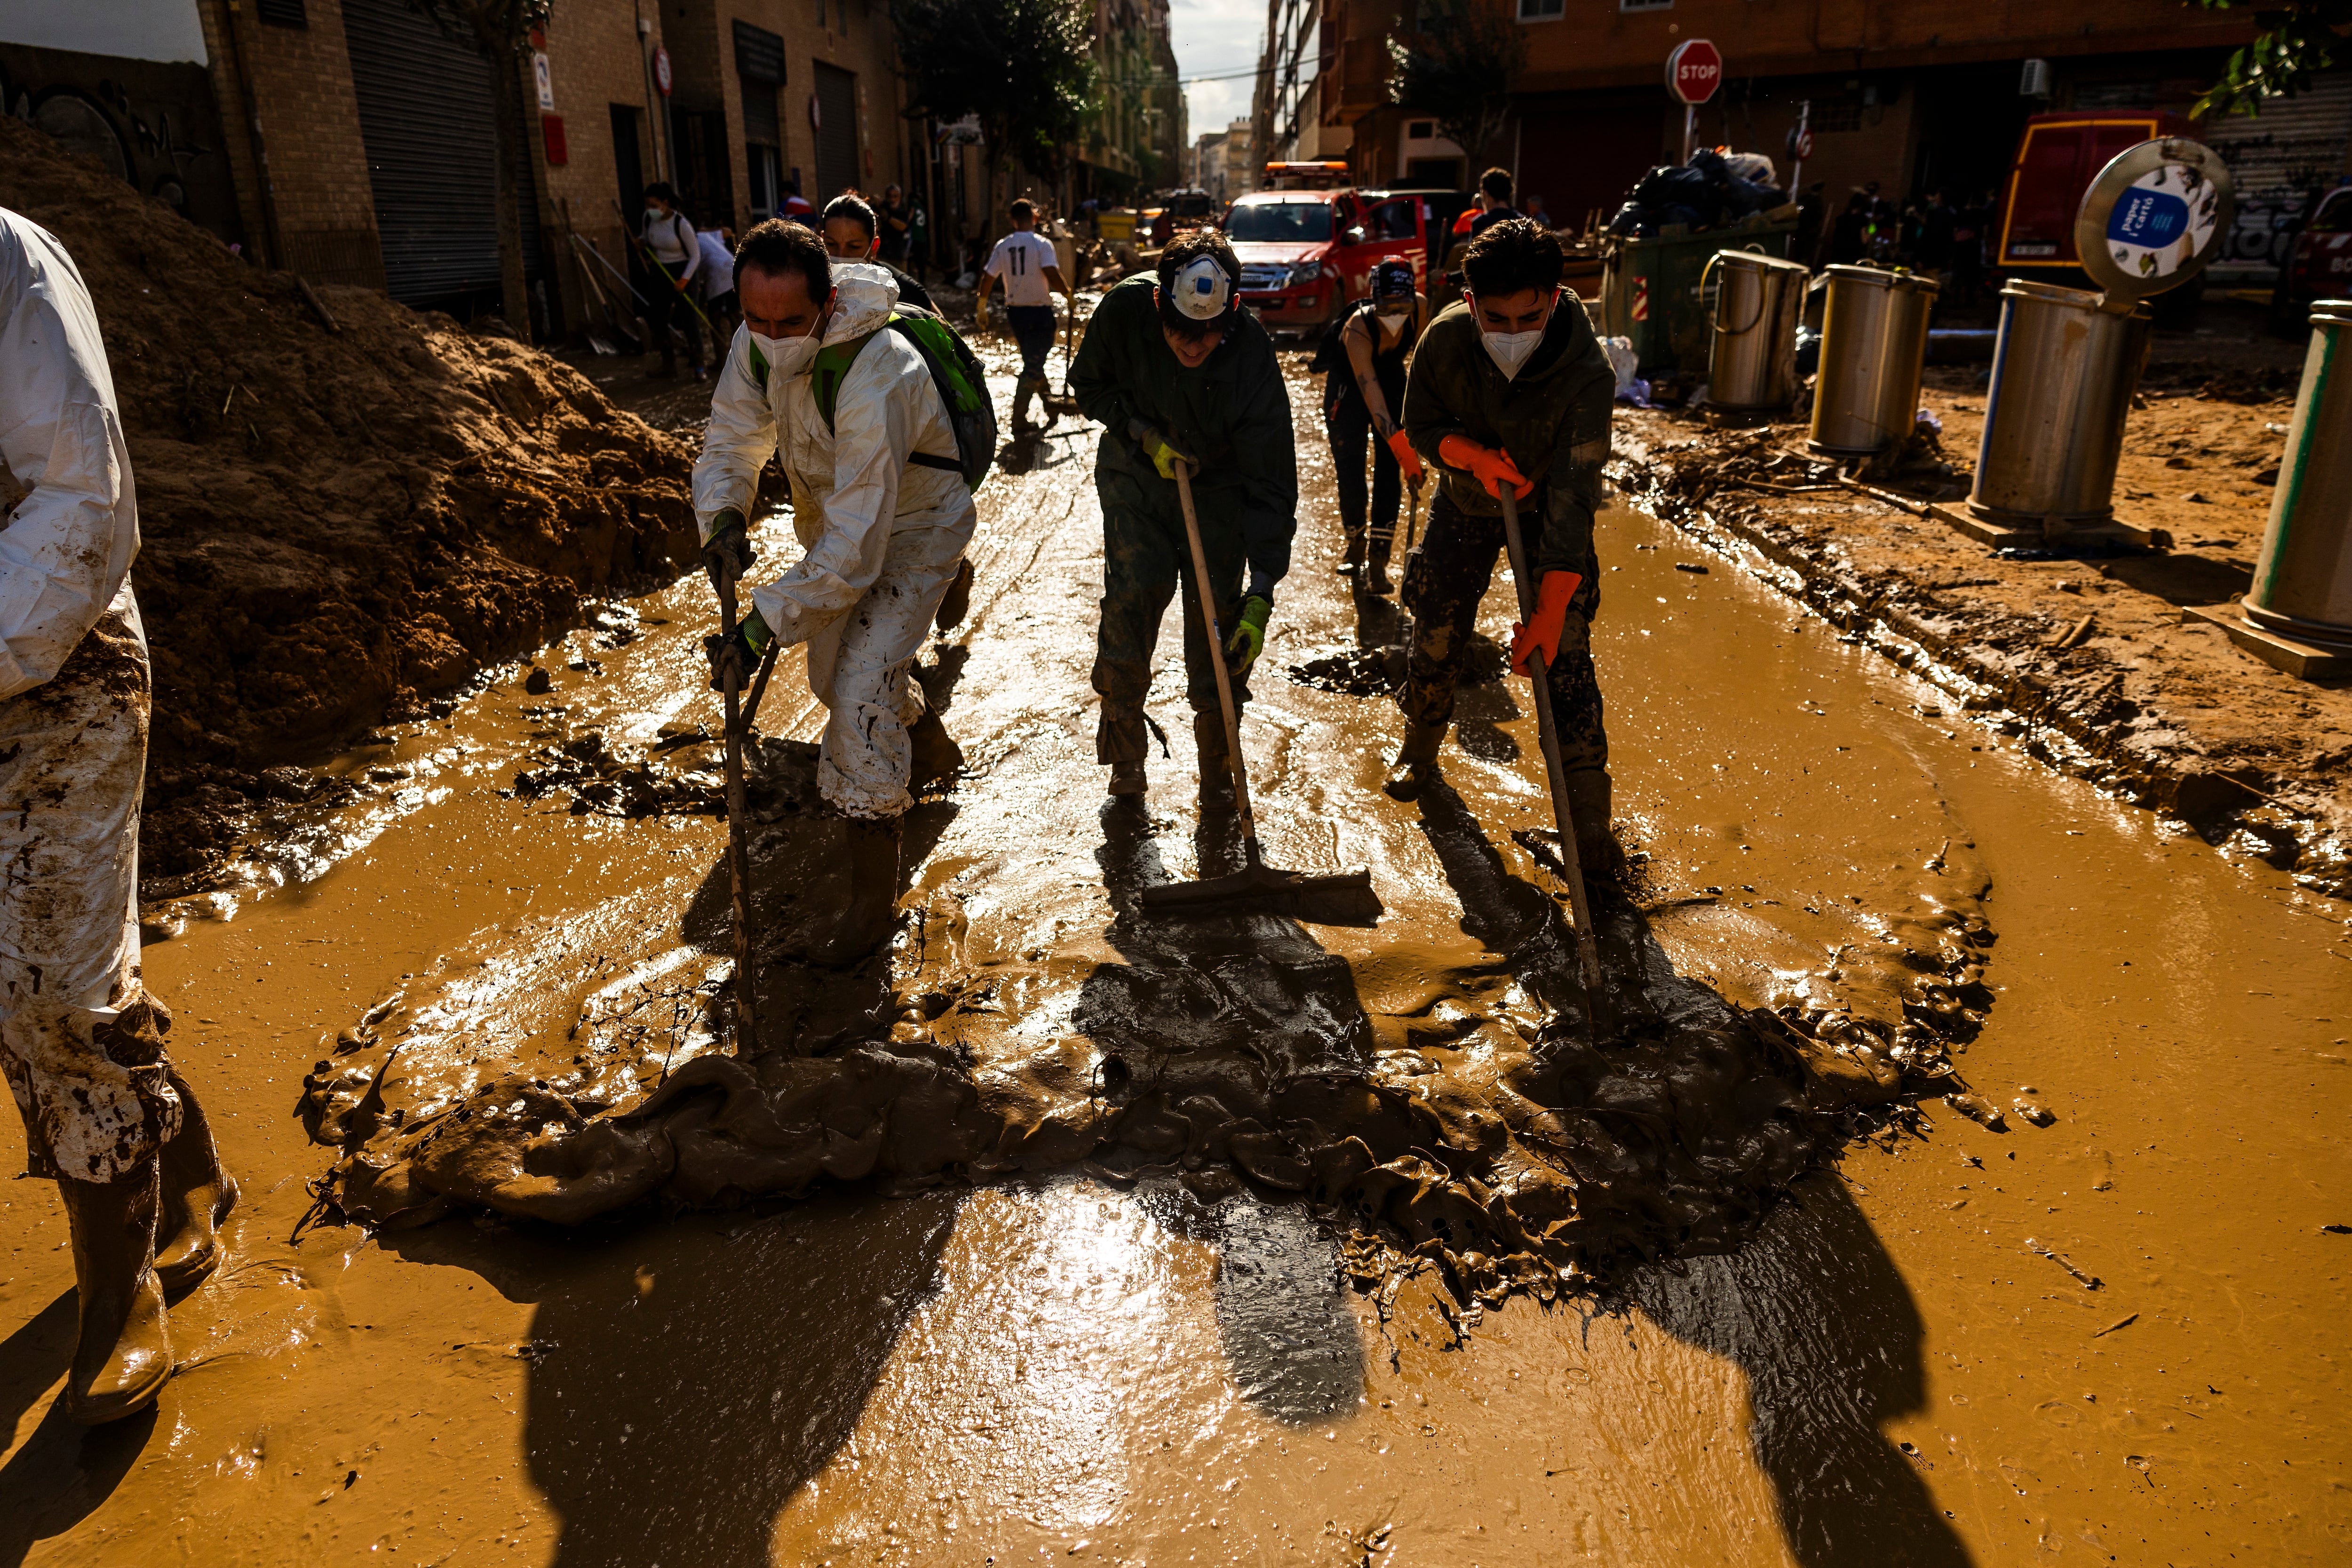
(1140, 460), (1376, 913)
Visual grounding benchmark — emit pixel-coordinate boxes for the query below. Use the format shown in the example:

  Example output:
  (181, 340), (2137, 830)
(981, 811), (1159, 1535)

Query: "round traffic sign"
(2074, 137), (2233, 301)
(1667, 39), (1723, 106)
(653, 44), (673, 96)
(1793, 127), (1813, 160)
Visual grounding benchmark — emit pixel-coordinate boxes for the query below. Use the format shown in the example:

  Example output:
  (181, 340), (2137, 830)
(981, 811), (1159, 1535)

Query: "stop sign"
(1667, 39), (1723, 106)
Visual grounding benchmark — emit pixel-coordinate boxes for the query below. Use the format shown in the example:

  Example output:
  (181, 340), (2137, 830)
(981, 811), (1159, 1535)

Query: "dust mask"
(1378, 310), (1408, 332)
(1471, 293), (1552, 380)
(753, 330), (821, 381)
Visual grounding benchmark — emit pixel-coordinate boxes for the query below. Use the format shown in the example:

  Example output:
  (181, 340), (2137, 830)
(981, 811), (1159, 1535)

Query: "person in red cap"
(1391, 218), (1618, 872)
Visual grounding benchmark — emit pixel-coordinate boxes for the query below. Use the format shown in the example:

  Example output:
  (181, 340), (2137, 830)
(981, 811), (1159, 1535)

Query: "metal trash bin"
(2244, 300), (2352, 647)
(1704, 251), (1810, 409)
(1969, 280), (2152, 524)
(1809, 265), (1939, 456)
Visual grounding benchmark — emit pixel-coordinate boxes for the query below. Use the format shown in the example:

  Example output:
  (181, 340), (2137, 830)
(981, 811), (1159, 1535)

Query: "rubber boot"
(154, 1071), (237, 1296)
(1195, 709), (1235, 803)
(1565, 768), (1618, 880)
(59, 1162), (173, 1425)
(908, 708), (964, 791)
(1364, 532), (1393, 594)
(934, 557), (975, 633)
(1011, 376), (1037, 430)
(810, 814), (903, 967)
(1107, 760), (1147, 796)
(1383, 712), (1447, 800)
(1338, 530), (1365, 578)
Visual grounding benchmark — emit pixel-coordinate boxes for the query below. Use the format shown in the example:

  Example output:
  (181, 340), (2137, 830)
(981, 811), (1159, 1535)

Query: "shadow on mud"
(377, 1192), (959, 1568)
(1636, 1173), (1974, 1568)
(0, 1291), (154, 1567)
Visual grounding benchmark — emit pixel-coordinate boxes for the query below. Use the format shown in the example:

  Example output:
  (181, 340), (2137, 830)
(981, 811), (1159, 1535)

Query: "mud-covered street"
(0, 326), (2344, 1565)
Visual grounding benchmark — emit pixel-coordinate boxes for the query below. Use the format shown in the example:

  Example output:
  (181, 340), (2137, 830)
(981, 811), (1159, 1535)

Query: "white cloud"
(1169, 0), (1268, 138)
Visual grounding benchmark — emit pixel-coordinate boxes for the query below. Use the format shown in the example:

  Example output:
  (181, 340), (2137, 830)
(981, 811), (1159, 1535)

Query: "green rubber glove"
(701, 506), (752, 594)
(1127, 418), (1193, 480)
(1225, 595), (1271, 677)
(704, 606), (772, 692)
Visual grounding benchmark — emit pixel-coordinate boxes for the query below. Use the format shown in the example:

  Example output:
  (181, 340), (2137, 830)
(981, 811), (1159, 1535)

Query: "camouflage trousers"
(1397, 489), (1608, 774)
(1091, 495), (1253, 763)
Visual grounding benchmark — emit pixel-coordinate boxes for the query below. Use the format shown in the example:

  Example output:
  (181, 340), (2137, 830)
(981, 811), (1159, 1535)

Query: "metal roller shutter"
(2201, 72), (2352, 279)
(342, 0), (544, 305)
(813, 62), (858, 201)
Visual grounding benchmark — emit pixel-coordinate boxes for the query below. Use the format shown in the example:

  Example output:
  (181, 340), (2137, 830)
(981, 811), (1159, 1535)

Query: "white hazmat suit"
(693, 264), (974, 819)
(0, 208), (176, 1184)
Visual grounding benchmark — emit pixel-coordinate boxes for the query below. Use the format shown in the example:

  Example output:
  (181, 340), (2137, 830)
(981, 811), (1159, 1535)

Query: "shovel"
(1140, 461), (1376, 914)
(1498, 484), (1605, 1014)
(712, 556), (762, 1055)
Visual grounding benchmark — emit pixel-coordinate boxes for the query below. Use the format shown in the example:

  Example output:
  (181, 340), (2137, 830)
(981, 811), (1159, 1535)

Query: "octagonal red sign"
(1667, 39), (1723, 106)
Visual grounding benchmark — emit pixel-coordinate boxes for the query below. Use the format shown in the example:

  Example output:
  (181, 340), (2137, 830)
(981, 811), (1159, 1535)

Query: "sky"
(1169, 0), (1277, 144)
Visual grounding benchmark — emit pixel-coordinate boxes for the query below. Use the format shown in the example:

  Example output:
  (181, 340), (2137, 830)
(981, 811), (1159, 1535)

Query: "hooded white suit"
(693, 264), (975, 818)
(0, 209), (178, 1184)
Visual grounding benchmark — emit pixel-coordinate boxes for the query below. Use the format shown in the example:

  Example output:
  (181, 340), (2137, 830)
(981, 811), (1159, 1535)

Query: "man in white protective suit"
(0, 208), (236, 1424)
(696, 220), (974, 965)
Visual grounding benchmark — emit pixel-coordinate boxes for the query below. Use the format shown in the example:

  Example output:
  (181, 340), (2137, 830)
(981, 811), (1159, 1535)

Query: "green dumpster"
(1599, 209), (1801, 374)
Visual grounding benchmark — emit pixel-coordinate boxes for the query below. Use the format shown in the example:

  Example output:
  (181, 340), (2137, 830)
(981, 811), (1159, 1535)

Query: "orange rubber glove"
(1509, 571), (1583, 676)
(1384, 428), (1426, 484)
(1437, 433), (1533, 501)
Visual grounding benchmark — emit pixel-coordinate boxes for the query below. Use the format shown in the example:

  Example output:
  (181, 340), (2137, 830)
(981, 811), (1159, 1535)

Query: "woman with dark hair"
(639, 181), (705, 379)
(818, 193), (935, 310)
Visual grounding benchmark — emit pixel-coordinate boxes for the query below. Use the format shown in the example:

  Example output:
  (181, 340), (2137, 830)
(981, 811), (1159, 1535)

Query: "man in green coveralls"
(1394, 217), (1619, 868)
(1069, 230), (1298, 799)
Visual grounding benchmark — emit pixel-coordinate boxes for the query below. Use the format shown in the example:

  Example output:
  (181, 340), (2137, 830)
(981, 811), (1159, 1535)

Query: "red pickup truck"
(1225, 185), (1430, 331)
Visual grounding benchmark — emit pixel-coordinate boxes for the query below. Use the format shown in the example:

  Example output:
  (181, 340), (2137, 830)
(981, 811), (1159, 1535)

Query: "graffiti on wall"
(1, 53), (244, 247)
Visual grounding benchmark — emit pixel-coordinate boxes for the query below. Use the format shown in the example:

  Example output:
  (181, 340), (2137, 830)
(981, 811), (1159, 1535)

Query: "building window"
(256, 0), (308, 25)
(1407, 120), (1436, 140)
(1620, 0), (1671, 10)
(1518, 0), (1565, 19)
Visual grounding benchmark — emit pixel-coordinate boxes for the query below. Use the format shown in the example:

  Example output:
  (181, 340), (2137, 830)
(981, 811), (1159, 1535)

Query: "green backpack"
(747, 304), (998, 490)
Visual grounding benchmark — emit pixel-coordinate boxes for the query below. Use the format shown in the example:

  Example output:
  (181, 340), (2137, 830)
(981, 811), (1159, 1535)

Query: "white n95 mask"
(753, 330), (822, 381)
(1378, 311), (1408, 332)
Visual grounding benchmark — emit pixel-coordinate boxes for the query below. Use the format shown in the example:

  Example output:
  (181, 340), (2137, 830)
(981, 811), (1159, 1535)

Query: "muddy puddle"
(2, 346), (2348, 1565)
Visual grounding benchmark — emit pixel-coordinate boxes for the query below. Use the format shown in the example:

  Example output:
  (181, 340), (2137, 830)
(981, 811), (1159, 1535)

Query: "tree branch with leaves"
(2193, 0), (2352, 117)
(892, 0), (1097, 244)
(1387, 0), (1526, 171)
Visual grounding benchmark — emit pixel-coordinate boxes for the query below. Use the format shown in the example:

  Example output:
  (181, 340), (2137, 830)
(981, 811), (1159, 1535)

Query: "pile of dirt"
(0, 117), (699, 893)
(299, 740), (1999, 1309)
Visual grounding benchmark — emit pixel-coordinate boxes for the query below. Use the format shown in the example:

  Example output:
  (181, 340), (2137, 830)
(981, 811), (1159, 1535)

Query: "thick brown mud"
(0, 117), (700, 899)
(3, 335), (2348, 1565)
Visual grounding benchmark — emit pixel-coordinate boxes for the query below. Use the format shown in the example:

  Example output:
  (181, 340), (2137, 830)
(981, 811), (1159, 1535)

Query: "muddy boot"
(1364, 532), (1393, 594)
(1383, 712), (1447, 800)
(1011, 376), (1037, 430)
(1337, 530), (1365, 578)
(59, 1162), (173, 1425)
(154, 1073), (237, 1296)
(1565, 768), (1618, 879)
(1107, 759), (1147, 796)
(908, 708), (964, 791)
(1194, 710), (1235, 803)
(810, 814), (903, 967)
(934, 557), (975, 633)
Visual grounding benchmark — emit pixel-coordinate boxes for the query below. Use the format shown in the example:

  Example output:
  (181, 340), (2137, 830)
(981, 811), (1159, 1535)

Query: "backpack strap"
(811, 328), (883, 430)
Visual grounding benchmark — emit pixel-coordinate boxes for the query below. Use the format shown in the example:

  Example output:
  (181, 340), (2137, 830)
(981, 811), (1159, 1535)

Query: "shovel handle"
(714, 556), (762, 1055)
(1498, 486), (1604, 1004)
(1170, 461), (1260, 854)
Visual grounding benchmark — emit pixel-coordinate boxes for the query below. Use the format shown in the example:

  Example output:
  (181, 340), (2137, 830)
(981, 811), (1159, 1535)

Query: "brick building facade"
(1317, 0), (2323, 251)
